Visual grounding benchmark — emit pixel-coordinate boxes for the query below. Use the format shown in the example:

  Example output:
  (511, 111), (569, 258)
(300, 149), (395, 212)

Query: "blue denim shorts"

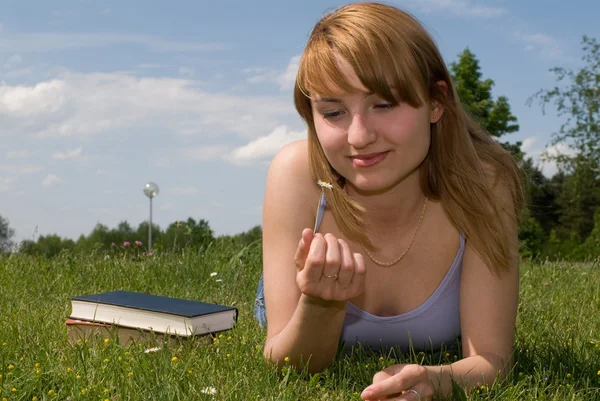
(253, 274), (267, 328)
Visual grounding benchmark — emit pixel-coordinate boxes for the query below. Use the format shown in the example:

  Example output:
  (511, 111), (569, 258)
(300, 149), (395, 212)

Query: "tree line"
(1, 36), (599, 261)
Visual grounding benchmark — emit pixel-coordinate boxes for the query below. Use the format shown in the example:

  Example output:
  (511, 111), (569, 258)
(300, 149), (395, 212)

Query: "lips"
(349, 151), (389, 167)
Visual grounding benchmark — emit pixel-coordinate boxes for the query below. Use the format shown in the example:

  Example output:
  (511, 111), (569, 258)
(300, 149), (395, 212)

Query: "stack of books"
(66, 290), (238, 345)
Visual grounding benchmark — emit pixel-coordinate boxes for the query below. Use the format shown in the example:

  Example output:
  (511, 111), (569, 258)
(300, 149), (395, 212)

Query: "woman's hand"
(361, 364), (434, 401)
(294, 228), (366, 303)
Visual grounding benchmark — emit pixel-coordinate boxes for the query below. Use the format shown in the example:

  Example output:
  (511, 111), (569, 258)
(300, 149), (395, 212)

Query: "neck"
(345, 172), (427, 234)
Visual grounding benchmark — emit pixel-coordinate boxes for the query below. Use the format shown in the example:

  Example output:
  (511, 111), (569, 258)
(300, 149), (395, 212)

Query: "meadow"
(0, 240), (599, 400)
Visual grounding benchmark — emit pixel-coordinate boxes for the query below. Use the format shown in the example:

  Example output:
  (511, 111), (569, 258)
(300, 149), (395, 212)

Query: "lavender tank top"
(314, 192), (464, 352)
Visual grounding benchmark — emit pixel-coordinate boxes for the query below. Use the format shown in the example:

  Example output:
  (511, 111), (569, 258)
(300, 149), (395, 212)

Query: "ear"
(430, 80), (448, 124)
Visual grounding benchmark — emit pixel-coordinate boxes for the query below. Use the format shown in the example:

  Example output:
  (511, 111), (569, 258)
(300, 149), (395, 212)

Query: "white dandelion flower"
(317, 179), (333, 189)
(200, 387), (217, 395)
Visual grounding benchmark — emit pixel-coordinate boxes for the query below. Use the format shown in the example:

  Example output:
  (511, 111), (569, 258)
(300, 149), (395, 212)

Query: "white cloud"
(513, 31), (566, 60)
(276, 55), (300, 91)
(4, 54), (22, 69)
(0, 32), (228, 53)
(0, 176), (16, 192)
(401, 0), (508, 18)
(522, 140), (577, 177)
(42, 173), (63, 187)
(244, 55), (301, 91)
(6, 149), (33, 159)
(228, 125), (306, 165)
(180, 145), (232, 162)
(520, 137), (536, 153)
(169, 186), (200, 196)
(0, 72), (294, 140)
(178, 66), (195, 78)
(52, 146), (82, 160)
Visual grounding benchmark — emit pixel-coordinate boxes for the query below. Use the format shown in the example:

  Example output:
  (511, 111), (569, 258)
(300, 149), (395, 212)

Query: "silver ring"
(322, 273), (338, 279)
(407, 389), (421, 401)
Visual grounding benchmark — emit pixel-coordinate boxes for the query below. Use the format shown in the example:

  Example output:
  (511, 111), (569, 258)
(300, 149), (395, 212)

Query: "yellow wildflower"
(36, 369), (41, 375)
(11, 388), (16, 393)
(219, 334), (224, 339)
(104, 338), (110, 344)
(227, 336), (232, 341)
(8, 364), (14, 370)
(48, 390), (55, 396)
(81, 389), (86, 395)
(284, 356), (290, 362)
(226, 354), (231, 358)
(128, 372), (133, 377)
(66, 367), (72, 373)
(104, 389), (109, 394)
(34, 363), (40, 368)
(567, 373), (572, 378)
(33, 397), (38, 401)
(171, 356), (178, 362)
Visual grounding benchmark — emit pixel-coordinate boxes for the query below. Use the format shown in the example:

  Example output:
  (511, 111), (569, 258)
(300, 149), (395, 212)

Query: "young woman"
(255, 2), (522, 400)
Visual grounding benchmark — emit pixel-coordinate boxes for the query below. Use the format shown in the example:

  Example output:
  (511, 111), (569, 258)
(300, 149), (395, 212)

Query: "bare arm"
(362, 177), (520, 400)
(261, 141), (365, 373)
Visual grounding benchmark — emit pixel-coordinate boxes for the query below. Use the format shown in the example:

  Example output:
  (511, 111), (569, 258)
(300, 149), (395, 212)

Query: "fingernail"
(361, 389), (372, 399)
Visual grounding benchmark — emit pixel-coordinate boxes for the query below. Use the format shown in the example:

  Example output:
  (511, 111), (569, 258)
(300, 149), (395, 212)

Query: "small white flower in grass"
(144, 347), (161, 353)
(210, 272), (218, 277)
(201, 387), (217, 395)
(215, 279), (223, 283)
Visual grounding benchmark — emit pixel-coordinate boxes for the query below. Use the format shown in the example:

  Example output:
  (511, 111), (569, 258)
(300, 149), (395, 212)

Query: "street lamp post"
(143, 182), (159, 254)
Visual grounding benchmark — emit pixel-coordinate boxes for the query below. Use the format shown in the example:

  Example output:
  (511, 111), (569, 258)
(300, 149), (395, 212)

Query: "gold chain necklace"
(362, 197), (428, 267)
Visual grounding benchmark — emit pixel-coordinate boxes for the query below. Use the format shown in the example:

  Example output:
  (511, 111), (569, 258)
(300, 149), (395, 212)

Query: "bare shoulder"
(262, 140), (319, 337)
(263, 139), (319, 238)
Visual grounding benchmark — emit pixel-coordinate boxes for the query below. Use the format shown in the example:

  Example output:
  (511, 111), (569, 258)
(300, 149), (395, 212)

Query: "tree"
(528, 35), (600, 241)
(0, 215), (15, 252)
(450, 48), (522, 158)
(528, 36), (600, 172)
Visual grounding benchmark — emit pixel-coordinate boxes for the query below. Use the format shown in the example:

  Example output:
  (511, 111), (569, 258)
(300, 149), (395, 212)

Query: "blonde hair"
(293, 2), (523, 274)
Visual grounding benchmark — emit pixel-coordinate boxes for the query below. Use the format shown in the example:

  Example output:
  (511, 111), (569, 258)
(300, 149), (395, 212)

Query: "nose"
(347, 112), (375, 149)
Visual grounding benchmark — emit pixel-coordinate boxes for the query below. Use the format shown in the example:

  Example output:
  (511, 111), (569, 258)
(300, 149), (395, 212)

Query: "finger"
(349, 252), (366, 295)
(335, 238), (354, 289)
(322, 233), (341, 279)
(302, 233), (326, 282)
(362, 366), (421, 400)
(294, 228), (315, 271)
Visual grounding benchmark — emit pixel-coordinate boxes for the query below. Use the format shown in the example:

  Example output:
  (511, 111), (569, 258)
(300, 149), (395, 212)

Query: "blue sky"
(1, 0), (598, 245)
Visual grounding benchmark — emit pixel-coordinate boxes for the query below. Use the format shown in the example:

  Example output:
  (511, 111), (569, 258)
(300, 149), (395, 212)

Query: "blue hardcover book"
(70, 290), (238, 336)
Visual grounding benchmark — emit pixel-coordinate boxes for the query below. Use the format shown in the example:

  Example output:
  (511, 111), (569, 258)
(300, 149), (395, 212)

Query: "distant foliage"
(16, 218), (262, 259)
(0, 214), (15, 253)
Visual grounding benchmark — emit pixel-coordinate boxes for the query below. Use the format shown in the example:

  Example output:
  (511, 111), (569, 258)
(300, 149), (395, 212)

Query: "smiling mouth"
(349, 151), (389, 167)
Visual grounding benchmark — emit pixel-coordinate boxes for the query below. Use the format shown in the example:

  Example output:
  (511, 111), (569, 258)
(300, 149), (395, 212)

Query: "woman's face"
(311, 55), (442, 194)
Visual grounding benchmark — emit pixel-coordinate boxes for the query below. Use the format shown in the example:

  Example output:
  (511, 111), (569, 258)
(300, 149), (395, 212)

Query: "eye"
(374, 103), (396, 109)
(321, 110), (344, 119)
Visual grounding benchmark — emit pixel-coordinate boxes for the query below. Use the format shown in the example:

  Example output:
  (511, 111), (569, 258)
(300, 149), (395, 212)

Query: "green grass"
(1, 241), (599, 400)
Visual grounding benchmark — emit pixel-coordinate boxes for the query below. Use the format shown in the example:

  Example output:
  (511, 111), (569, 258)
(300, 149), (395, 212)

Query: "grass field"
(1, 241), (599, 400)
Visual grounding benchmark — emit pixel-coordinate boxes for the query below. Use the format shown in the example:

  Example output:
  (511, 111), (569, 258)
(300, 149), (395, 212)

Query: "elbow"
(477, 351), (515, 382)
(262, 349), (332, 374)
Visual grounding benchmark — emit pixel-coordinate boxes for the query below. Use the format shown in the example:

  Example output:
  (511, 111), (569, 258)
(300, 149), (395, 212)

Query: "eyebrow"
(313, 92), (376, 103)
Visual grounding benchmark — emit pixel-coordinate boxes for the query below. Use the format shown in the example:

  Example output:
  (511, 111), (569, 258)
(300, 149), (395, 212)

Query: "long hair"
(293, 2), (523, 274)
